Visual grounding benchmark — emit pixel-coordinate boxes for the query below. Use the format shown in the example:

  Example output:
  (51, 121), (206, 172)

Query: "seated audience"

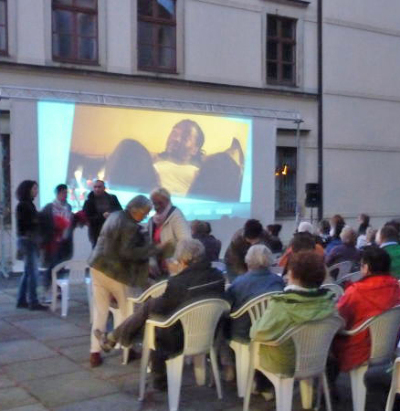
(325, 215), (346, 254)
(332, 246), (400, 372)
(376, 224), (400, 278)
(224, 219), (273, 279)
(356, 214), (370, 249)
(225, 245), (284, 341)
(94, 238), (225, 389)
(250, 251), (336, 376)
(325, 226), (361, 268)
(266, 224), (283, 253)
(191, 220), (221, 262)
(317, 219), (331, 248)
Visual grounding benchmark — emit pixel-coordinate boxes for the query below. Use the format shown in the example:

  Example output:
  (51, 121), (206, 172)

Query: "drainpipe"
(317, 0), (324, 221)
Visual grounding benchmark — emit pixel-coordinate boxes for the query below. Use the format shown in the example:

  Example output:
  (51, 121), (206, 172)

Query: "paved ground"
(0, 275), (397, 411)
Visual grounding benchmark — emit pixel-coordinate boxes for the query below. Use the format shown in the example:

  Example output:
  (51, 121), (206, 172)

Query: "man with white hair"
(325, 226), (361, 267)
(94, 238), (225, 389)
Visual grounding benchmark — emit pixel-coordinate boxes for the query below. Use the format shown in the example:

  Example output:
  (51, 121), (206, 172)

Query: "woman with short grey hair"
(245, 244), (273, 270)
(174, 238), (205, 266)
(88, 194), (170, 368)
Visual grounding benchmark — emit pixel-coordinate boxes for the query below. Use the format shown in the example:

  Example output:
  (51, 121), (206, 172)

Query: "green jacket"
(383, 244), (400, 278)
(250, 289), (336, 376)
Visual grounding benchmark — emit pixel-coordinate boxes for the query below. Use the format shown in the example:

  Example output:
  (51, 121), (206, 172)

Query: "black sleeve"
(83, 199), (103, 224)
(150, 279), (185, 316)
(111, 195), (122, 212)
(16, 202), (38, 236)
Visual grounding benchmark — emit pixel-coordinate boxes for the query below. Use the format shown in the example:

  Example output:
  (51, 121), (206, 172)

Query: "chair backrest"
(230, 291), (280, 323)
(52, 259), (89, 285)
(269, 266), (284, 276)
(278, 316), (344, 379)
(136, 280), (168, 302)
(211, 261), (227, 273)
(165, 298), (230, 356)
(336, 271), (362, 285)
(368, 305), (400, 365)
(328, 261), (353, 281)
(320, 283), (344, 302)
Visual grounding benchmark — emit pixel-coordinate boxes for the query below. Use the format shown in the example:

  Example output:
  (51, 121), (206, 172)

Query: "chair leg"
(300, 378), (313, 409)
(60, 283), (69, 317)
(243, 363), (255, 411)
(385, 361), (400, 411)
(349, 365), (368, 411)
(210, 347), (223, 399)
(231, 342), (250, 398)
(193, 354), (206, 386)
(322, 373), (333, 411)
(166, 354), (185, 411)
(274, 378), (294, 411)
(51, 280), (58, 312)
(122, 347), (130, 365)
(138, 344), (151, 401)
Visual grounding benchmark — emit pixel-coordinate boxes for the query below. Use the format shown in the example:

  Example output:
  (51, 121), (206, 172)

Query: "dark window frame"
(275, 146), (297, 217)
(137, 0), (177, 73)
(52, 0), (99, 65)
(0, 0), (8, 56)
(266, 14), (297, 86)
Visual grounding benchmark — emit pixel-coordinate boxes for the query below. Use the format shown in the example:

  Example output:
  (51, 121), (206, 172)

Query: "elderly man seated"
(325, 226), (361, 268)
(95, 238), (225, 389)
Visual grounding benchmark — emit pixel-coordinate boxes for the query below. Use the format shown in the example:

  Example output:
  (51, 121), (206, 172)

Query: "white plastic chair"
(327, 261), (353, 282)
(336, 271), (362, 285)
(244, 315), (345, 411)
(115, 280), (168, 364)
(385, 357), (400, 411)
(229, 291), (280, 397)
(320, 283), (344, 302)
(270, 266), (284, 276)
(340, 305), (400, 411)
(211, 261), (227, 273)
(139, 298), (231, 411)
(50, 260), (92, 321)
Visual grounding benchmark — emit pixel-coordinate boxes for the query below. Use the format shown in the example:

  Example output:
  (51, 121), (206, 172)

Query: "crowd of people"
(14, 180), (400, 403)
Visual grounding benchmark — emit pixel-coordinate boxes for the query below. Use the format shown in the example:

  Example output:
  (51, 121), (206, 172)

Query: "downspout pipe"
(317, 0), (324, 221)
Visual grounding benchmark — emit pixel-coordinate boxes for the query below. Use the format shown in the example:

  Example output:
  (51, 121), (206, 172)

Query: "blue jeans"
(17, 237), (39, 305)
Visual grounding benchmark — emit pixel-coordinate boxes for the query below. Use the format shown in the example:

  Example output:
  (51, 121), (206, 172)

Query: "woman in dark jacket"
(15, 180), (47, 310)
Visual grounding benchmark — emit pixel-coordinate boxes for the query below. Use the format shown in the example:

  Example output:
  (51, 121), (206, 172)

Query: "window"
(0, 0), (7, 55)
(266, 15), (296, 86)
(52, 0), (98, 64)
(138, 0), (177, 73)
(275, 147), (297, 216)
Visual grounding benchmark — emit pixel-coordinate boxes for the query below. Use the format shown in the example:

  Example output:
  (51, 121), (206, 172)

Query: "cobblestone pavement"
(0, 275), (396, 411)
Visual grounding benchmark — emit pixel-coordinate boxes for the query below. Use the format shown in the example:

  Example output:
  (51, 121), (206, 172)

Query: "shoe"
(89, 352), (103, 367)
(16, 301), (29, 309)
(94, 329), (116, 353)
(29, 303), (49, 311)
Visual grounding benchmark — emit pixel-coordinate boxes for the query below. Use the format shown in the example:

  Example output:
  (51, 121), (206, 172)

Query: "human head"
(191, 220), (209, 236)
(55, 184), (68, 202)
(267, 224), (282, 237)
(330, 214), (345, 238)
(376, 224), (399, 245)
(298, 221), (314, 234)
(243, 219), (263, 244)
(93, 180), (106, 197)
(288, 250), (326, 288)
(150, 187), (171, 214)
(360, 246), (391, 276)
(366, 227), (377, 244)
(290, 232), (316, 253)
(359, 213), (370, 226)
(16, 180), (38, 201)
(165, 119), (205, 164)
(126, 195), (152, 222)
(319, 219), (330, 235)
(340, 226), (357, 246)
(245, 244), (273, 270)
(174, 238), (205, 267)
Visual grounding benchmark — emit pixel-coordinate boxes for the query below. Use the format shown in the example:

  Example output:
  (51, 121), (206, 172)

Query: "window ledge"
(264, 0), (310, 7)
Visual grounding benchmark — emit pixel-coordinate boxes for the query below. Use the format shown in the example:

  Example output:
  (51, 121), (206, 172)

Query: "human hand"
(103, 212), (110, 219)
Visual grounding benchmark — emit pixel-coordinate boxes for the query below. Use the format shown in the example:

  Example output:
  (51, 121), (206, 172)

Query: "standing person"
(83, 180), (122, 248)
(148, 188), (191, 278)
(88, 195), (169, 367)
(15, 180), (47, 310)
(40, 184), (75, 298)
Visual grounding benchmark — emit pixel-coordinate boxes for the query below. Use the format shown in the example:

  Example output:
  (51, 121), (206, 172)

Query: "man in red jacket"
(333, 246), (400, 372)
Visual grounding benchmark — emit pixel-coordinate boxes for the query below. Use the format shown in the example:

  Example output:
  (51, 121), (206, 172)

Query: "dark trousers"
(17, 238), (39, 305)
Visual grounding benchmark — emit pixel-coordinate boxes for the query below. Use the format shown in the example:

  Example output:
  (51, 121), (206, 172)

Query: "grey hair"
(150, 187), (171, 201)
(245, 244), (273, 270)
(126, 195), (152, 213)
(340, 226), (357, 245)
(174, 238), (205, 265)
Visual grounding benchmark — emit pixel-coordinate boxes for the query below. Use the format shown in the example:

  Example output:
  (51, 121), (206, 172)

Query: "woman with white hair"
(94, 238), (225, 389)
(88, 195), (170, 367)
(325, 226), (361, 267)
(148, 187), (191, 277)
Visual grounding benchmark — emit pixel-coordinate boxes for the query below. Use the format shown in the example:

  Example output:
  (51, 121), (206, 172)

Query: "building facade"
(0, 0), (399, 267)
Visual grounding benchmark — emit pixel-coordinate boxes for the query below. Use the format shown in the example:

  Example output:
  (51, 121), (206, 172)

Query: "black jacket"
(16, 200), (39, 239)
(83, 191), (122, 247)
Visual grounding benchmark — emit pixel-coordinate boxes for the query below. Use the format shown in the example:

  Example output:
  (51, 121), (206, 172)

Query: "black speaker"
(305, 183), (321, 208)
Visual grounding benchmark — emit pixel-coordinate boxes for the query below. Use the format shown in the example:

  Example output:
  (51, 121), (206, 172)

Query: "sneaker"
(94, 329), (116, 353)
(16, 301), (29, 309)
(29, 303), (49, 311)
(89, 352), (103, 368)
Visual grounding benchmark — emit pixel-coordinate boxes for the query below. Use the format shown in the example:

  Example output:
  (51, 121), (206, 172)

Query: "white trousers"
(90, 268), (131, 353)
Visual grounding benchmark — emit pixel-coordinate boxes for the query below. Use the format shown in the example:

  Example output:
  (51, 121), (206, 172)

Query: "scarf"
(152, 202), (172, 227)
